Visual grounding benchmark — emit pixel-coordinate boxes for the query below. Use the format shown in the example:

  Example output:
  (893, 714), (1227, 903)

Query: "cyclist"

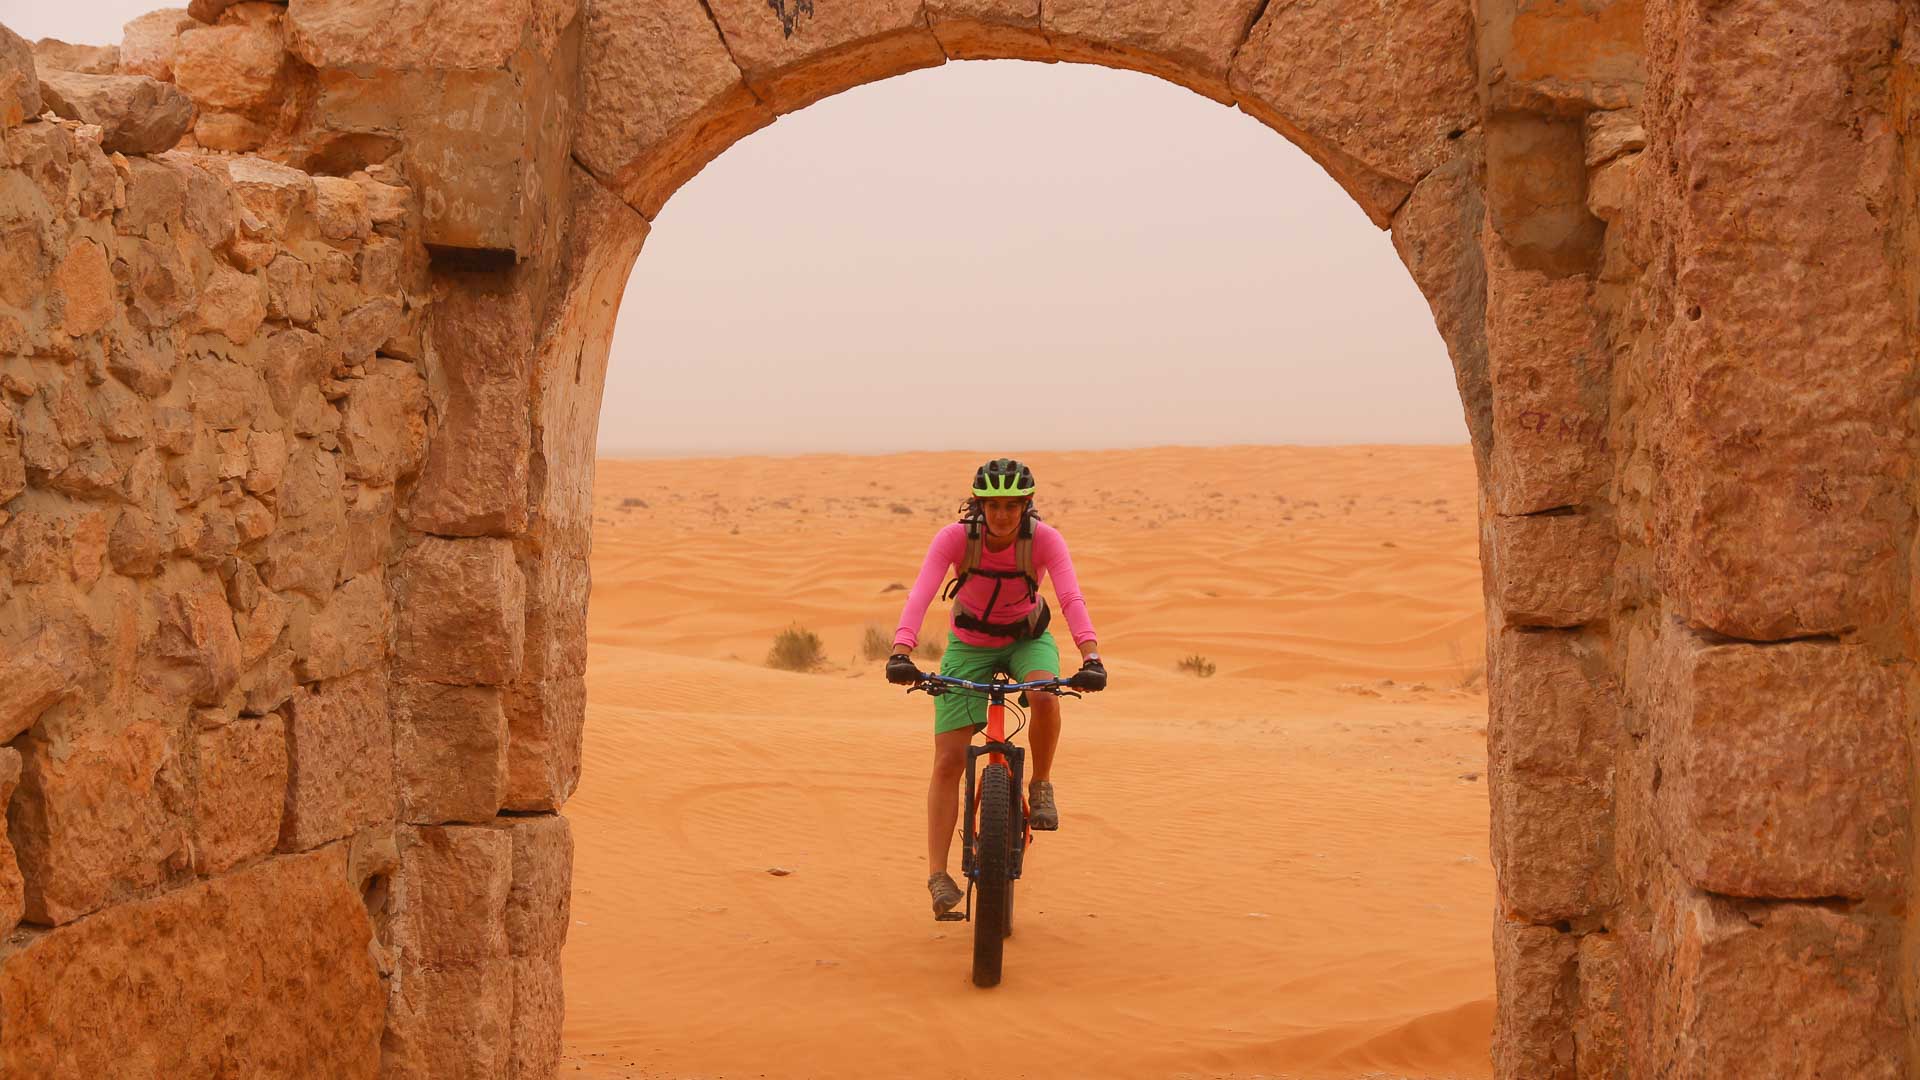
(886, 458), (1107, 916)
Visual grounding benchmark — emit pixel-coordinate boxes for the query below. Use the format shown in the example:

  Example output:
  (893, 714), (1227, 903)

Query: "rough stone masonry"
(0, 0), (1915, 1076)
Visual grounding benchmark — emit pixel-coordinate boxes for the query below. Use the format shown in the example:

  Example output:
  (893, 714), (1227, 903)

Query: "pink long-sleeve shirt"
(893, 520), (1098, 651)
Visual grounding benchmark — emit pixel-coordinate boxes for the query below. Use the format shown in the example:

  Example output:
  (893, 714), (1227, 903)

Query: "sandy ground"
(561, 446), (1493, 1080)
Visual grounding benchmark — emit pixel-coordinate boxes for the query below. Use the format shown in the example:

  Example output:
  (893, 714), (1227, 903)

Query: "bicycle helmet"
(972, 458), (1036, 498)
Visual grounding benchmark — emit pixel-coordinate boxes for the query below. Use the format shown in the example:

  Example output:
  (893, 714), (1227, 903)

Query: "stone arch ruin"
(0, 0), (1912, 1075)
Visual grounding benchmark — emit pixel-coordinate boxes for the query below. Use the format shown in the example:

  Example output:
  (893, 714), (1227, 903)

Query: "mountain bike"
(910, 671), (1082, 988)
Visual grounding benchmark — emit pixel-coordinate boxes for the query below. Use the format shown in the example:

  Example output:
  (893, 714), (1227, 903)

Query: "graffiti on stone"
(768, 0), (815, 37)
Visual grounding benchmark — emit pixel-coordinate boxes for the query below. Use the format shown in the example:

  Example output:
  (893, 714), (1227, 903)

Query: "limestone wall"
(2, 0), (1918, 1076)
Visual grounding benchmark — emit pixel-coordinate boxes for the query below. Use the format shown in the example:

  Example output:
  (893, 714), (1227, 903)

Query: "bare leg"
(927, 727), (973, 876)
(1023, 668), (1061, 783)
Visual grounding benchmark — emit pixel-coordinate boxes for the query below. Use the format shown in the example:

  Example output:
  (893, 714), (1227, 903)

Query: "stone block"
(503, 675), (584, 812)
(10, 716), (191, 925)
(1487, 510), (1613, 627)
(0, 620), (85, 742)
(393, 535), (526, 685)
(121, 9), (197, 82)
(0, 749), (22, 935)
(1488, 628), (1613, 922)
(138, 569), (243, 707)
(37, 71), (195, 156)
(704, 0), (945, 113)
(1485, 249), (1604, 514)
(1477, 0), (1644, 114)
(286, 0), (578, 70)
(1648, 0), (1905, 642)
(408, 280), (533, 536)
(1231, 0), (1478, 227)
(1043, 0), (1260, 102)
(394, 681), (507, 824)
(1576, 932), (1624, 1080)
(32, 39), (119, 75)
(509, 951), (564, 1080)
(294, 570), (391, 683)
(339, 357), (429, 484)
(173, 4), (287, 120)
(0, 847), (384, 1077)
(1658, 637), (1907, 900)
(0, 25), (40, 127)
(393, 824), (511, 968)
(383, 959), (511, 1080)
(281, 670), (396, 852)
(1492, 916), (1576, 1080)
(192, 712), (287, 874)
(54, 235), (115, 338)
(492, 812), (572, 957)
(925, 0), (1053, 61)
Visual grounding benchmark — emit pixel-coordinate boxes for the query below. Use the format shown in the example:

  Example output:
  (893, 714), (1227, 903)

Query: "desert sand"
(562, 445), (1493, 1080)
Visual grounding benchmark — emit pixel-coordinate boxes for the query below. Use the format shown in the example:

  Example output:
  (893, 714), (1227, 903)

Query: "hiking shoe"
(928, 871), (964, 916)
(1029, 780), (1059, 831)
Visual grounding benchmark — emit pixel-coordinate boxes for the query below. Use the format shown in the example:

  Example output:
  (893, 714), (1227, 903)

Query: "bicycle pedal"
(1030, 821), (1059, 832)
(934, 911), (967, 922)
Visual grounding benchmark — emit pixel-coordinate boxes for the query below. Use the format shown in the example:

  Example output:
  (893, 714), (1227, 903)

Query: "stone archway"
(0, 0), (1913, 1076)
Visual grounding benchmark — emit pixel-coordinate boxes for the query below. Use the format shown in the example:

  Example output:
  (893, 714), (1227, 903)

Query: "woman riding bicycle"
(885, 458), (1107, 916)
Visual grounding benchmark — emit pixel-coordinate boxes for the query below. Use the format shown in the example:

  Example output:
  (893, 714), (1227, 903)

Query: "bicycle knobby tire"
(972, 762), (1014, 987)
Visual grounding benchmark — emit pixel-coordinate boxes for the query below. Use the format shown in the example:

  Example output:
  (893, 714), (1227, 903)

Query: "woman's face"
(980, 496), (1029, 538)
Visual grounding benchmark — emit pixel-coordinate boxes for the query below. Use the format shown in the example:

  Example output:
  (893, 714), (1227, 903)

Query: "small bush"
(621, 497), (647, 508)
(1177, 654), (1216, 678)
(767, 625), (827, 672)
(913, 639), (945, 662)
(859, 624), (893, 662)
(889, 503), (913, 515)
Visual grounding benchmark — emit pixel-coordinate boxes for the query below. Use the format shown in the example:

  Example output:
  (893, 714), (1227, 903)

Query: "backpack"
(940, 507), (1052, 640)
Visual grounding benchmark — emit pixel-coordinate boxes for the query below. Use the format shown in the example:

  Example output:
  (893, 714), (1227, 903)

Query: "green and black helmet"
(972, 458), (1036, 498)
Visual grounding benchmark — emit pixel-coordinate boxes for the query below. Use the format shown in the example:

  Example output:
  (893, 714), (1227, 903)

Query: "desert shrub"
(767, 625), (827, 672)
(1176, 654), (1216, 678)
(621, 497), (647, 508)
(859, 624), (893, 662)
(913, 638), (945, 662)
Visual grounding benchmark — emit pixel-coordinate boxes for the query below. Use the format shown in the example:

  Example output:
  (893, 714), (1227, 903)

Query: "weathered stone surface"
(392, 537), (526, 684)
(0, 749), (23, 933)
(0, 847), (384, 1077)
(503, 675), (584, 811)
(384, 958), (511, 1080)
(394, 682), (507, 824)
(1488, 628), (1613, 923)
(1492, 917), (1576, 1080)
(1487, 510), (1613, 627)
(192, 712), (288, 874)
(10, 715), (190, 924)
(0, 25), (40, 127)
(1043, 0), (1257, 102)
(408, 280), (533, 536)
(510, 951), (565, 1079)
(173, 4), (287, 120)
(293, 570), (390, 682)
(1478, 0), (1643, 114)
(337, 360), (428, 486)
(1485, 247), (1604, 514)
(1641, 886), (1903, 1079)
(1646, 0), (1906, 642)
(263, 441), (346, 598)
(1585, 108), (1644, 167)
(1655, 636), (1907, 900)
(286, 0), (576, 69)
(1485, 112), (1604, 275)
(925, 0), (1053, 62)
(1576, 933), (1624, 1080)
(1231, 0), (1478, 227)
(38, 71), (194, 155)
(32, 39), (120, 75)
(54, 236), (115, 338)
(573, 0), (772, 218)
(281, 671), (396, 851)
(139, 569), (243, 706)
(0, 620), (86, 742)
(493, 812), (572, 957)
(122, 9), (197, 82)
(393, 824), (510, 967)
(705, 0), (945, 113)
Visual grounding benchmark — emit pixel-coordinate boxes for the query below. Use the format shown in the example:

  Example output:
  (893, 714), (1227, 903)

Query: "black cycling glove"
(886, 653), (923, 685)
(1069, 656), (1107, 692)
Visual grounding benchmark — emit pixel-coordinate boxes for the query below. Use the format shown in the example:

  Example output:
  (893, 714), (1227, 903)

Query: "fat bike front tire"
(973, 762), (1014, 987)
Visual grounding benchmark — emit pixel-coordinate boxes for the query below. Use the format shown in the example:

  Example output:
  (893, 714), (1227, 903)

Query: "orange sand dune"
(565, 445), (1493, 1080)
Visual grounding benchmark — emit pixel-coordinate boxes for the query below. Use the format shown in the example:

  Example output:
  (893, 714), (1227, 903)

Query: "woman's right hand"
(886, 653), (923, 685)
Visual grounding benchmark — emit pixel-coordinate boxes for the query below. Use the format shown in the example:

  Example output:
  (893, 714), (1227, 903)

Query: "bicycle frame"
(920, 674), (1077, 886)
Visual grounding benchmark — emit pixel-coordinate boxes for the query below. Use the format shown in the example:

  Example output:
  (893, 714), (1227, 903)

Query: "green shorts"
(931, 629), (1062, 735)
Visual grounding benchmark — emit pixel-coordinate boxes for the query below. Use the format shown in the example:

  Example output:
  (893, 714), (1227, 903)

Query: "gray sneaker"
(1029, 780), (1059, 831)
(928, 871), (964, 916)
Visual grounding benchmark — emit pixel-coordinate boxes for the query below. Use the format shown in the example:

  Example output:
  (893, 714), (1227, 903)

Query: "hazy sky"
(14, 2), (1467, 456)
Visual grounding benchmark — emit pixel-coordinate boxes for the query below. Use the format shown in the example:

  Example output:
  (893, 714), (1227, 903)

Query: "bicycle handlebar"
(910, 672), (1080, 696)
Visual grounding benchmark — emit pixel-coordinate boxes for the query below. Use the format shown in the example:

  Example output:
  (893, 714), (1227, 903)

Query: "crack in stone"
(695, 0), (770, 107)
